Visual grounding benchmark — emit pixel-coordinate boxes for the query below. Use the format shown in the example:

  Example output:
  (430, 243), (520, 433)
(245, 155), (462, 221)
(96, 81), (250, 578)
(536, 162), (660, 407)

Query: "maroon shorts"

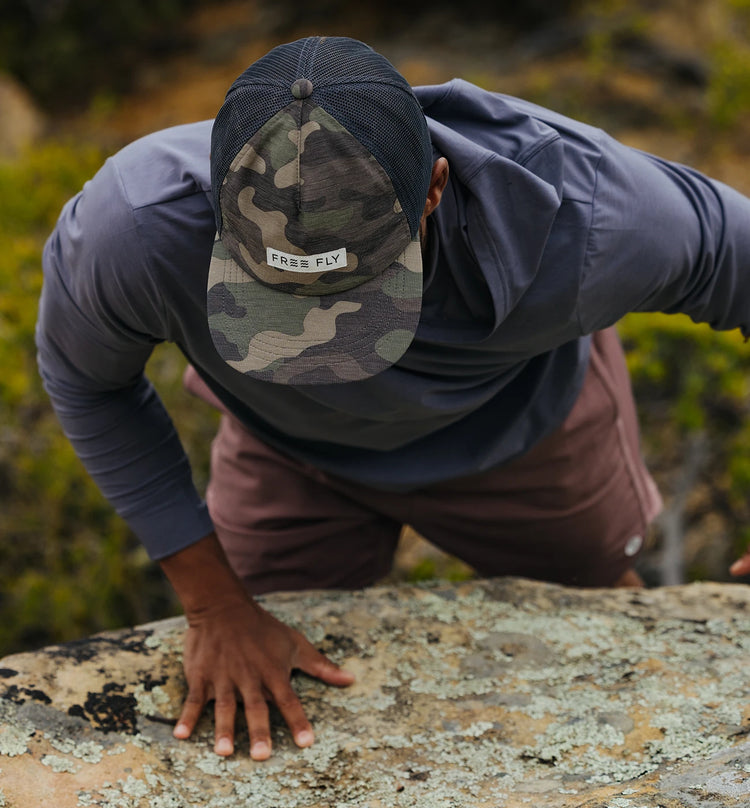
(184, 328), (661, 591)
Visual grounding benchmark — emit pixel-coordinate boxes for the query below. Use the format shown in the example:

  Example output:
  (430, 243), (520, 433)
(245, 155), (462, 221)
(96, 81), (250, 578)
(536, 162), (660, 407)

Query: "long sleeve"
(36, 126), (216, 559)
(577, 134), (750, 335)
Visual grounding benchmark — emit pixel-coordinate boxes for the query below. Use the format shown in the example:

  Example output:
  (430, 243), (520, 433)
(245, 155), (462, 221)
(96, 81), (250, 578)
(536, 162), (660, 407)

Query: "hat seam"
(297, 35), (320, 76)
(293, 99), (304, 215)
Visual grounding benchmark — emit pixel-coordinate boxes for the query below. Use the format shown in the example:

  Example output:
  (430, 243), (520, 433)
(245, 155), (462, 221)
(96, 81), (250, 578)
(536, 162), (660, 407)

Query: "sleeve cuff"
(124, 493), (215, 560)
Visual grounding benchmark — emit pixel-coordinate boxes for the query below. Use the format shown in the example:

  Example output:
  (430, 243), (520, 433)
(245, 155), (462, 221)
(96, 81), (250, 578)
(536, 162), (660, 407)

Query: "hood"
(415, 80), (565, 328)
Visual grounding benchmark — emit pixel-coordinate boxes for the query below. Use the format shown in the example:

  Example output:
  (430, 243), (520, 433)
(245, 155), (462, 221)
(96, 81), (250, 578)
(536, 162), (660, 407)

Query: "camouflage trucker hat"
(207, 36), (433, 385)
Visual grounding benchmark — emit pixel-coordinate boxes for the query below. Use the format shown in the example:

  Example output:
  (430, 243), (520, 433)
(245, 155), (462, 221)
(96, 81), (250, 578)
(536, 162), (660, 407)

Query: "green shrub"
(619, 313), (748, 436)
(0, 142), (217, 656)
(708, 39), (750, 129)
(619, 313), (750, 577)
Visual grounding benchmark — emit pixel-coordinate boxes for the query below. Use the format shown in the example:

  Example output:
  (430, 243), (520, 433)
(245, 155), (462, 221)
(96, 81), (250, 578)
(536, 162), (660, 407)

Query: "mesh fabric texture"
(210, 36), (433, 237)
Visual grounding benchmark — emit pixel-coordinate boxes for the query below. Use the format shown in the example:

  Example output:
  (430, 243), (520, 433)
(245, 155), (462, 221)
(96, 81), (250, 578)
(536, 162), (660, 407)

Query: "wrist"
(159, 531), (253, 618)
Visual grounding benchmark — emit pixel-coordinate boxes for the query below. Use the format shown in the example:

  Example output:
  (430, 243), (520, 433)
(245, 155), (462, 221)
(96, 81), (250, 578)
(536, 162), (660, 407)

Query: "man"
(37, 36), (750, 761)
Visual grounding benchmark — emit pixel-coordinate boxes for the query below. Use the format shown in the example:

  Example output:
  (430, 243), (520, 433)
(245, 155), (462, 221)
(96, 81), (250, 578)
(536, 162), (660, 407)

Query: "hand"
(730, 552), (750, 577)
(173, 596), (355, 760)
(160, 532), (354, 760)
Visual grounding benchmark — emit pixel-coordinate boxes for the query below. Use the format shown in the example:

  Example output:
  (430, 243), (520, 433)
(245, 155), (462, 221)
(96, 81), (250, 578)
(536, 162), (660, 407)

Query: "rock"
(1, 577), (750, 806)
(0, 75), (44, 159)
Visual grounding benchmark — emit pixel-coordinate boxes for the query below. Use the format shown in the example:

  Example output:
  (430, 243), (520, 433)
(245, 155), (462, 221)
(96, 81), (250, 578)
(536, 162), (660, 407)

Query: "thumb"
(730, 552), (750, 577)
(297, 645), (356, 687)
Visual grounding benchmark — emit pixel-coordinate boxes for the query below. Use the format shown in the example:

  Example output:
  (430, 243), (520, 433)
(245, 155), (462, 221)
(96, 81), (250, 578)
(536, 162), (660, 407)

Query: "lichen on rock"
(1, 578), (750, 807)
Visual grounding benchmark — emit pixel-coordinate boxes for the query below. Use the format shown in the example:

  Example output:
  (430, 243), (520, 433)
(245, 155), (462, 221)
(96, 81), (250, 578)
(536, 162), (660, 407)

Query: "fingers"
(297, 643), (356, 688)
(213, 690), (237, 756)
(242, 695), (273, 760)
(241, 683), (313, 760)
(174, 616), (355, 760)
(174, 682), (239, 757)
(176, 668), (348, 759)
(173, 684), (207, 741)
(269, 681), (315, 750)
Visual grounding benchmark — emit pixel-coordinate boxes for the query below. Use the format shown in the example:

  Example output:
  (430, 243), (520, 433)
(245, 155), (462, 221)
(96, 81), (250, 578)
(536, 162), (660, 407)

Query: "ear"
(421, 157), (449, 220)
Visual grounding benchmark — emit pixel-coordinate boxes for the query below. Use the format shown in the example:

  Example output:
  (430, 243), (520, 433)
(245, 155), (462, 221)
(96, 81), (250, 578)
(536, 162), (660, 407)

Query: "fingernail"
(216, 737), (233, 756)
(296, 729), (314, 747)
(251, 741), (270, 760)
(173, 722), (189, 739)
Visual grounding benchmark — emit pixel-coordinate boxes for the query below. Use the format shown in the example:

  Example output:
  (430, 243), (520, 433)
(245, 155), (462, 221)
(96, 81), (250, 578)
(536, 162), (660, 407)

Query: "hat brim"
(206, 235), (423, 385)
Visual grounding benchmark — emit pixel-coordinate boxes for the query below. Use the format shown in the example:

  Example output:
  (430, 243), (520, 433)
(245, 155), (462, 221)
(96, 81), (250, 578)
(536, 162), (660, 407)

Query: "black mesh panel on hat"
(210, 36), (432, 238)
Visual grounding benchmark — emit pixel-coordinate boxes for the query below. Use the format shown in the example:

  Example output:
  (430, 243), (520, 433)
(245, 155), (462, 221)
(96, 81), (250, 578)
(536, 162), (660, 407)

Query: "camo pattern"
(208, 237), (421, 383)
(207, 98), (423, 384)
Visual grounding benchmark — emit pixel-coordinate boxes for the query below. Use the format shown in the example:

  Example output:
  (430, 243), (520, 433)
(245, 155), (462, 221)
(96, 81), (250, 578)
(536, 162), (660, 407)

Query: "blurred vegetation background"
(2, 0), (750, 655)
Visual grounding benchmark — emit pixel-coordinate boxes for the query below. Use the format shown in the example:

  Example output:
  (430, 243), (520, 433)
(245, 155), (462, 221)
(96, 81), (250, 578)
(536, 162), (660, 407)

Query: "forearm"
(38, 361), (213, 557)
(38, 212), (214, 558)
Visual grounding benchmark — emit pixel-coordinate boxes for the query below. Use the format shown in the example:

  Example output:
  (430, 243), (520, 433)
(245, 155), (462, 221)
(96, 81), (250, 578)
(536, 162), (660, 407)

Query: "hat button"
(291, 78), (314, 99)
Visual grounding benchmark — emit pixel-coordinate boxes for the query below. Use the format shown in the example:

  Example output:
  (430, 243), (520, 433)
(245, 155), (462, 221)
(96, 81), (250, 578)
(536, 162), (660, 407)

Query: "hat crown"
(211, 36), (432, 240)
(218, 98), (412, 296)
(206, 37), (429, 385)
